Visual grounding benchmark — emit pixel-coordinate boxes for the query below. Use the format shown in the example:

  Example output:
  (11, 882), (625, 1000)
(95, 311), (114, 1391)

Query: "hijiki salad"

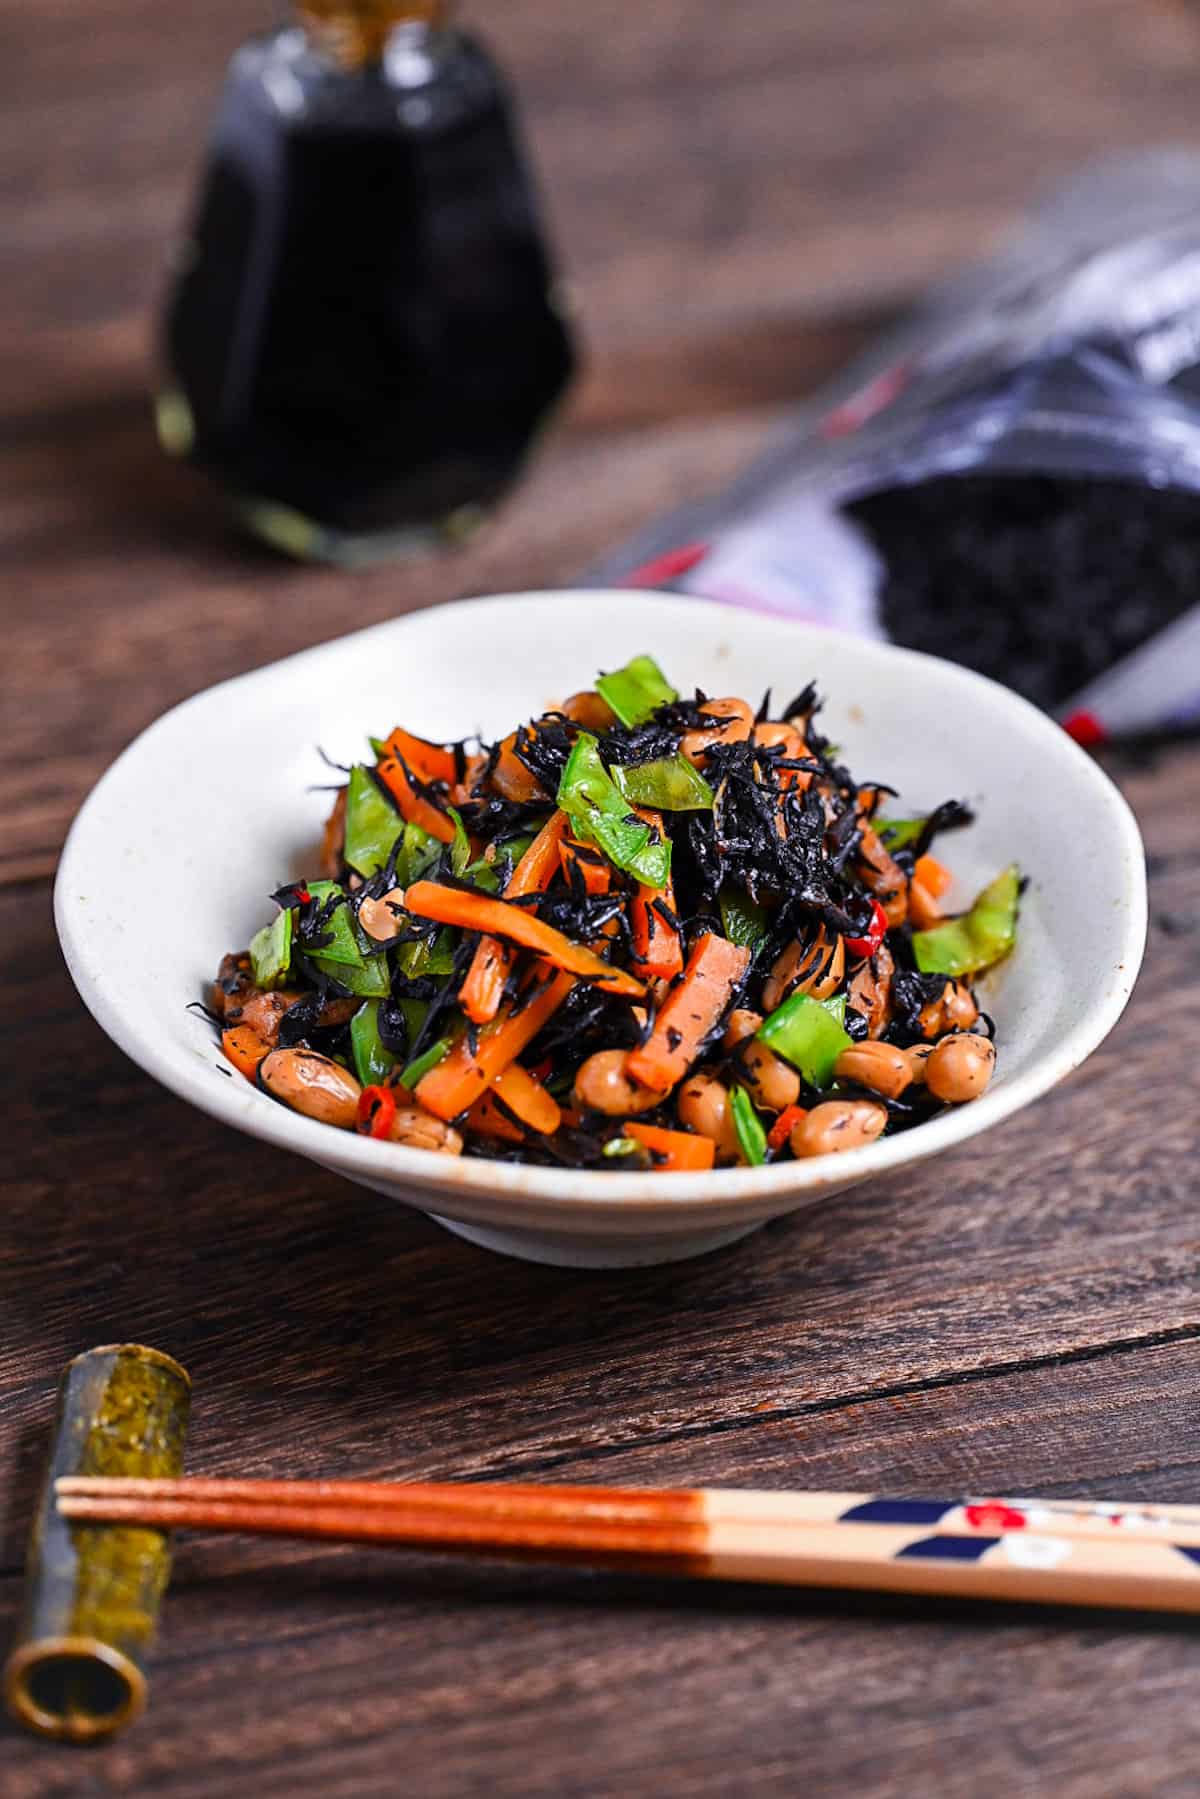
(208, 656), (1019, 1171)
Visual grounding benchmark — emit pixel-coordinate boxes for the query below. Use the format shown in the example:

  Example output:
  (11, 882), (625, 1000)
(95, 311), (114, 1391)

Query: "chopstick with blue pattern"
(56, 1478), (1200, 1614)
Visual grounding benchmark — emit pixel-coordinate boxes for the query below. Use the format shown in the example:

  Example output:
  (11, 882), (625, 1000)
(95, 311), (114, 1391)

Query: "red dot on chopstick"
(964, 1502), (1027, 1532)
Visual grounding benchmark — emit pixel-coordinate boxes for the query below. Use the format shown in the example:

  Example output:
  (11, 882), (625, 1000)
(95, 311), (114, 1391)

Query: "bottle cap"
(298, 0), (447, 66)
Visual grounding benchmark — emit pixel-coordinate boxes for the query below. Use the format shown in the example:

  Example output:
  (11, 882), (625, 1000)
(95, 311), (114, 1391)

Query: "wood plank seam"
(4, 1320), (1195, 1595)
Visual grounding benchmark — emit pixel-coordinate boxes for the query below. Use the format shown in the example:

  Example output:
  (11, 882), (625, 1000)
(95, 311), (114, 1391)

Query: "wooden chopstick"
(55, 1477), (1200, 1615)
(57, 1476), (1200, 1539)
(56, 1475), (1200, 1619)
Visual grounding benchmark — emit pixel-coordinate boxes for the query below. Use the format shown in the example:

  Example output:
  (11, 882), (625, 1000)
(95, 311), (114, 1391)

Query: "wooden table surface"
(6, 3), (1200, 1793)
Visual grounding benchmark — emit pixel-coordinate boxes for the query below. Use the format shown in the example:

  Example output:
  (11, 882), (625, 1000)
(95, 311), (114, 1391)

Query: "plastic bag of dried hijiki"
(586, 151), (1200, 742)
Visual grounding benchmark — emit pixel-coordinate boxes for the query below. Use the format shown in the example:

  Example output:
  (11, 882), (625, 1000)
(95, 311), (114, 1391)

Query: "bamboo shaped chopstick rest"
(9, 1344), (1200, 1746)
(3, 1345), (190, 1744)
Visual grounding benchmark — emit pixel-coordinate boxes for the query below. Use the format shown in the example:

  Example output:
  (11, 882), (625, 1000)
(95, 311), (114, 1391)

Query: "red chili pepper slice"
(843, 897), (887, 961)
(767, 1104), (807, 1154)
(356, 1084), (396, 1140)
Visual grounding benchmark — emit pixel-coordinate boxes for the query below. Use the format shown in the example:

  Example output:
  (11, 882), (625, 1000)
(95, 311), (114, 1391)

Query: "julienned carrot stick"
(417, 970), (576, 1120)
(509, 813), (570, 897)
(629, 808), (683, 981)
(465, 1091), (524, 1143)
(450, 752), (488, 805)
(623, 1122), (715, 1172)
(459, 813), (569, 1025)
(459, 937), (511, 1027)
(559, 836), (611, 896)
(493, 1063), (561, 1135)
(376, 756), (456, 844)
(385, 727), (457, 786)
(914, 854), (951, 897)
(406, 881), (644, 999)
(769, 724), (812, 792)
(222, 1025), (271, 1081)
(625, 933), (751, 1094)
(630, 889), (682, 979)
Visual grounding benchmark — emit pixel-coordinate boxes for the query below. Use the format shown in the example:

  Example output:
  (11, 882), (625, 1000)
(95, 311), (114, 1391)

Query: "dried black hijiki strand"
(471, 739), (501, 795)
(838, 890), (879, 938)
(486, 844), (519, 889)
(462, 1138), (528, 1165)
(782, 681), (820, 722)
(659, 810), (720, 923)
(402, 936), (478, 1065)
(315, 746), (353, 773)
(633, 997), (658, 1047)
(533, 885), (628, 944)
(275, 983), (329, 1046)
(701, 733), (862, 920)
(826, 804), (864, 877)
(297, 889), (342, 955)
(824, 1080), (941, 1124)
(270, 881), (312, 910)
(512, 716), (575, 792)
(376, 1000), (411, 1060)
(651, 692), (726, 732)
(847, 474), (1200, 712)
(392, 751), (452, 818)
(321, 1017), (356, 1063)
(525, 982), (642, 1069)
(464, 1125), (625, 1171)
(908, 799), (975, 864)
(354, 865), (397, 909)
(376, 829), (408, 895)
(494, 812), (551, 848)
(455, 794), (548, 840)
(520, 966), (561, 1009)
(430, 866), (507, 900)
(500, 958), (526, 1009)
(596, 717), (685, 766)
(294, 953), (355, 1003)
(888, 923), (917, 971)
(566, 839), (605, 864)
(186, 998), (222, 1025)
(887, 967), (957, 1046)
(367, 762), (402, 817)
(353, 885), (432, 948)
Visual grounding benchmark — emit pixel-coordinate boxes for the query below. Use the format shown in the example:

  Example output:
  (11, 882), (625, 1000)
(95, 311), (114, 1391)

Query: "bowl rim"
(54, 588), (1148, 1219)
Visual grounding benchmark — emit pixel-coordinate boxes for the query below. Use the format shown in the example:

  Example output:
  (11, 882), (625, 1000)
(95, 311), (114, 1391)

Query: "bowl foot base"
(428, 1214), (765, 1268)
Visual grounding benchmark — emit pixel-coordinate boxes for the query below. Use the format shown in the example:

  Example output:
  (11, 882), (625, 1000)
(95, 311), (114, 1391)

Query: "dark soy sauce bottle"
(158, 1), (576, 563)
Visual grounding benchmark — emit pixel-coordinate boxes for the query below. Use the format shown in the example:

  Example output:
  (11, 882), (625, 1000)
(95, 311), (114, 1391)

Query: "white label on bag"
(681, 493), (886, 638)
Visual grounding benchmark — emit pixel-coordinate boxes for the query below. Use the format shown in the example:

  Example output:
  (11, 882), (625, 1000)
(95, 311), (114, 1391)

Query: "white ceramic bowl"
(55, 591), (1146, 1267)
